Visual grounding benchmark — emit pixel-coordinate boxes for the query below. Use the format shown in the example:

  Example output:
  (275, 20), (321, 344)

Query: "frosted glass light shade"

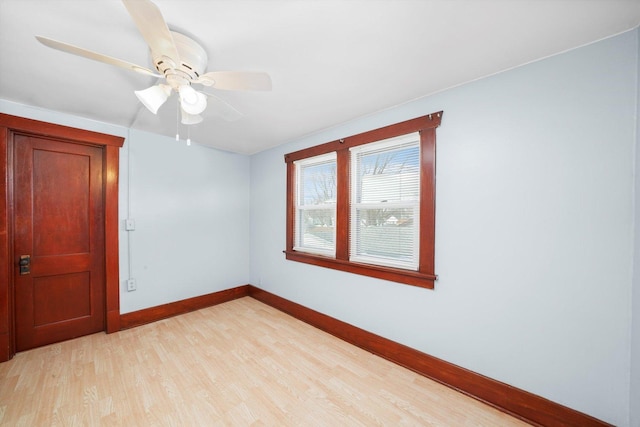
(179, 85), (207, 115)
(181, 108), (203, 125)
(135, 84), (171, 114)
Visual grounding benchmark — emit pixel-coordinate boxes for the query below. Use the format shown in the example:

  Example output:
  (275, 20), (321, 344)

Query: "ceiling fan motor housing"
(154, 31), (208, 90)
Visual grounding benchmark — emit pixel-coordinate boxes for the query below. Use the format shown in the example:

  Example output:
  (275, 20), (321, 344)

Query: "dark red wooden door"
(13, 135), (105, 351)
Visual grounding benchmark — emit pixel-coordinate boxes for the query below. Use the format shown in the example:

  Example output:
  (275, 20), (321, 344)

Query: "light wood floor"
(0, 297), (529, 426)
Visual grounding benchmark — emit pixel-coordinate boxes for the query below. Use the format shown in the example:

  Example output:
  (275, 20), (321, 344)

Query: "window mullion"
(286, 161), (295, 253)
(419, 128), (436, 273)
(335, 149), (350, 260)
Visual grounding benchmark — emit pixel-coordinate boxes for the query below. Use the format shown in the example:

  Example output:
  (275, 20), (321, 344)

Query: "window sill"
(283, 250), (436, 289)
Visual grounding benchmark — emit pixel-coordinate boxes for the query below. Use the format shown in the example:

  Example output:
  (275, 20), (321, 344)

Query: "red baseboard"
(247, 285), (611, 427)
(119, 285), (250, 330)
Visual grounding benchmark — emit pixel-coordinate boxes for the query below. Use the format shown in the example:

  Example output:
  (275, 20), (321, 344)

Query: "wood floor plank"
(0, 297), (530, 426)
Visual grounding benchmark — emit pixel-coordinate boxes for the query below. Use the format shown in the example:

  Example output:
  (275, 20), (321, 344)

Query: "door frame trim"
(0, 113), (124, 361)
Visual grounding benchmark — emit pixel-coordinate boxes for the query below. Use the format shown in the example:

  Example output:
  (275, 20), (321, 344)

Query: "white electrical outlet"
(127, 278), (137, 291)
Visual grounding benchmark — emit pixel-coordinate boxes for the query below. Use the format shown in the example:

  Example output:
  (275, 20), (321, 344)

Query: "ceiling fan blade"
(196, 71), (272, 91)
(122, 0), (180, 66)
(201, 92), (244, 122)
(36, 36), (161, 77)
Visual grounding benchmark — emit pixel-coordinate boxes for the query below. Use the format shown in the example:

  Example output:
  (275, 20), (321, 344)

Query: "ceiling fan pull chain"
(175, 97), (180, 142)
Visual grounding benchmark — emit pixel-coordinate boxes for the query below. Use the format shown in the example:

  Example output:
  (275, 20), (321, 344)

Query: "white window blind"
(294, 152), (337, 256)
(350, 133), (420, 270)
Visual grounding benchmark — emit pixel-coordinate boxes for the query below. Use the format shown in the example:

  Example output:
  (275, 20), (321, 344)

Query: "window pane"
(299, 159), (336, 205)
(354, 138), (420, 204)
(352, 207), (418, 268)
(297, 208), (336, 252)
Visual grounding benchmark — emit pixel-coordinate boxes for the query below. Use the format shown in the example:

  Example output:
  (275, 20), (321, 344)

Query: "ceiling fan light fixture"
(135, 84), (171, 114)
(181, 108), (203, 125)
(36, 0), (273, 134)
(179, 85), (207, 115)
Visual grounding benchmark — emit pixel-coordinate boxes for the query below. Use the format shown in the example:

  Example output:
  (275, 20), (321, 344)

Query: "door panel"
(14, 135), (105, 351)
(32, 149), (91, 256)
(33, 272), (91, 326)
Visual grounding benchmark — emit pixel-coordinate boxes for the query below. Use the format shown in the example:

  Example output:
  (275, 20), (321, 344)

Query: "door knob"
(19, 255), (30, 275)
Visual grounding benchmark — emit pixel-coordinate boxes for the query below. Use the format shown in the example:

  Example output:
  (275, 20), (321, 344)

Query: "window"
(294, 153), (337, 256)
(285, 112), (442, 289)
(350, 133), (420, 270)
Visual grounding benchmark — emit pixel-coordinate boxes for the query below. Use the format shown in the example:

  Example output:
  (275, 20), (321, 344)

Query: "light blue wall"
(0, 100), (252, 314)
(119, 129), (251, 313)
(631, 26), (640, 427)
(250, 29), (638, 425)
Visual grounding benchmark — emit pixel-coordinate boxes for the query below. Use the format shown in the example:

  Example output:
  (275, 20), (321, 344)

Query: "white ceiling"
(1, 0), (639, 154)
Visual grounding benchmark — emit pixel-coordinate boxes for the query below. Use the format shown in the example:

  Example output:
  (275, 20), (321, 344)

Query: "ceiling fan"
(35, 0), (272, 125)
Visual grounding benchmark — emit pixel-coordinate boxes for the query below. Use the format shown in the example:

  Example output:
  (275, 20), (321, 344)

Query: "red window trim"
(284, 112), (443, 289)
